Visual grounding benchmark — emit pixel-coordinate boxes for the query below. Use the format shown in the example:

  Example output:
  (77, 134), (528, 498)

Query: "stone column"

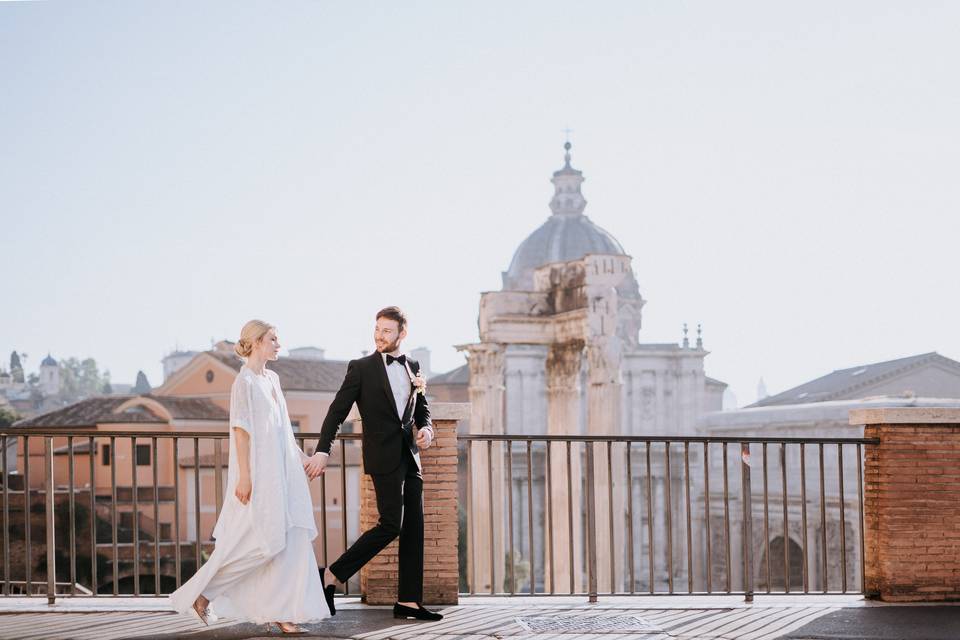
(546, 339), (584, 593)
(584, 254), (628, 594)
(462, 343), (506, 594)
(360, 403), (469, 605)
(851, 407), (960, 602)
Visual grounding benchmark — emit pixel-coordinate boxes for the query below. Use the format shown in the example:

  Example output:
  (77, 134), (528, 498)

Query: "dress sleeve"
(230, 376), (254, 438)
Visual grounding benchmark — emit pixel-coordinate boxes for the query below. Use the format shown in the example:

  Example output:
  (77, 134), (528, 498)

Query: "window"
(136, 444), (151, 466)
(290, 419), (301, 434)
(206, 370), (215, 383)
(101, 443), (111, 466)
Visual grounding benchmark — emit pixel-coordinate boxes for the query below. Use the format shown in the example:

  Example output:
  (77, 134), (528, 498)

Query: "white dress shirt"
(382, 352), (412, 418)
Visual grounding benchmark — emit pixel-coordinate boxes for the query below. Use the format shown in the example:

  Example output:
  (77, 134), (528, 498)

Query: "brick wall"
(853, 408), (960, 602)
(359, 404), (466, 605)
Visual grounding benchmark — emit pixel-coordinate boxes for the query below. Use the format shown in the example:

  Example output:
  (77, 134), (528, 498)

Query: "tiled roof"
(749, 352), (960, 408)
(12, 394), (227, 428)
(13, 397), (160, 428)
(206, 352), (348, 392)
(429, 363), (470, 386)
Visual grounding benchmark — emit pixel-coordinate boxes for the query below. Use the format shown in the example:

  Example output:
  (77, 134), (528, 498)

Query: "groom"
(303, 306), (443, 621)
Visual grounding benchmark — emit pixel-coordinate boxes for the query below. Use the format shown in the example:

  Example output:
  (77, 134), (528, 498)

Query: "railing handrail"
(459, 434), (879, 445)
(0, 429), (362, 440)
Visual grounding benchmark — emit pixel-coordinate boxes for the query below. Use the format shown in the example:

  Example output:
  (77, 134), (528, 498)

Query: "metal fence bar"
(44, 437), (56, 604)
(173, 437), (181, 589)
(645, 442), (654, 594)
(152, 437), (160, 595)
(626, 442), (635, 594)
(819, 443), (827, 593)
(607, 441), (615, 595)
(2, 435), (9, 595)
(110, 436), (118, 596)
(526, 441), (534, 596)
(24, 435), (31, 596)
(132, 436), (140, 596)
(193, 438), (201, 573)
(545, 441), (555, 595)
(763, 442), (770, 593)
(89, 436), (97, 596)
(722, 442), (731, 593)
(68, 436), (76, 596)
(684, 442), (692, 594)
(464, 441), (474, 595)
(487, 440), (495, 596)
(664, 442), (673, 594)
(339, 437), (348, 596)
(506, 440), (515, 595)
(740, 442), (754, 603)
(565, 441), (574, 595)
(838, 444), (847, 593)
(857, 443), (865, 593)
(781, 443), (789, 593)
(800, 442), (809, 594)
(703, 442), (711, 594)
(585, 441), (597, 603)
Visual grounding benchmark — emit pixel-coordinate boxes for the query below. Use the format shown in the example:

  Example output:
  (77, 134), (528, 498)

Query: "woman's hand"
(235, 475), (252, 505)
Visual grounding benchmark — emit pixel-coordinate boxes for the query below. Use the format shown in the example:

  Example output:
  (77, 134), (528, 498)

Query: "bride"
(169, 320), (330, 633)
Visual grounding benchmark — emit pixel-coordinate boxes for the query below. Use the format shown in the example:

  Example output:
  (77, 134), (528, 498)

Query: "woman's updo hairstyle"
(235, 319), (275, 359)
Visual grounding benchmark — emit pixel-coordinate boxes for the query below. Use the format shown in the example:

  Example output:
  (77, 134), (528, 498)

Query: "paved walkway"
(0, 596), (957, 640)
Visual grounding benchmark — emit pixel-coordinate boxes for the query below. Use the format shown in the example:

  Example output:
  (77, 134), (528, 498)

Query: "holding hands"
(303, 452), (328, 480)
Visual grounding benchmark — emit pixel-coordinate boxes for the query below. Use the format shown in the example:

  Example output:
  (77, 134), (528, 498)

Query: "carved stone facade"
(457, 145), (725, 594)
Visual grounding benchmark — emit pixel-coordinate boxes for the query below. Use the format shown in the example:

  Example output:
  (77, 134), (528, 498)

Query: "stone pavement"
(0, 595), (957, 640)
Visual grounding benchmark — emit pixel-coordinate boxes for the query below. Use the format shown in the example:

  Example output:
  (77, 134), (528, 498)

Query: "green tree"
(58, 357), (109, 401)
(101, 370), (113, 395)
(0, 405), (20, 428)
(9, 351), (24, 383)
(133, 371), (151, 395)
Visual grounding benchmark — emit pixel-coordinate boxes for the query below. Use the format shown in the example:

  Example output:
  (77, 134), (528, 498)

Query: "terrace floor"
(1, 595), (958, 640)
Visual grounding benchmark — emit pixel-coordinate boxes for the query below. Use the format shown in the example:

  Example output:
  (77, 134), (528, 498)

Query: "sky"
(1, 1), (958, 407)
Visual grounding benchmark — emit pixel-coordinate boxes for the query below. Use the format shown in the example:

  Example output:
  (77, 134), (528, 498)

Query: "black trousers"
(329, 448), (423, 602)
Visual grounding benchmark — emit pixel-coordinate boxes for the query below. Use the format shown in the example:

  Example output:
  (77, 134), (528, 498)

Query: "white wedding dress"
(169, 365), (330, 624)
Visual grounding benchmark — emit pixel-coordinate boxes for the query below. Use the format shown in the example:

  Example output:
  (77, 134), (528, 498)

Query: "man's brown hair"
(376, 306), (407, 332)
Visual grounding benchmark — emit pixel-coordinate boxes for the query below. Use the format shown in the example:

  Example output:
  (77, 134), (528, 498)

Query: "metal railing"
(0, 430), (362, 603)
(459, 434), (878, 602)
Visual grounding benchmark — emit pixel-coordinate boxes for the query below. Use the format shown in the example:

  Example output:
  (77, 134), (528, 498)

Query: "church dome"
(502, 143), (640, 298)
(41, 354), (58, 367)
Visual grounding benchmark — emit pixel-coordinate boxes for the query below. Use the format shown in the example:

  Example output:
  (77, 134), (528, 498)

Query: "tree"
(133, 371), (151, 395)
(101, 370), (113, 395)
(9, 351), (23, 383)
(57, 357), (109, 402)
(0, 405), (19, 428)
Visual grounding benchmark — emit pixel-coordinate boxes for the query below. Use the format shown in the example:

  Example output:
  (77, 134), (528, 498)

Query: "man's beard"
(377, 338), (402, 354)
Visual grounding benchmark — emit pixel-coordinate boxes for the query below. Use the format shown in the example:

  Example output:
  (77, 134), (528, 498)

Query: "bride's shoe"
(274, 621), (305, 634)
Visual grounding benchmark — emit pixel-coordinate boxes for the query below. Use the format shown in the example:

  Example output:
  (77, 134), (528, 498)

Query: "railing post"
(740, 442), (754, 603)
(585, 441), (598, 603)
(44, 437), (56, 605)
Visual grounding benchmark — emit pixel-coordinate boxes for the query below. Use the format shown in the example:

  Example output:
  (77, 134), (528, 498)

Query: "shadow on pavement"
(780, 606), (960, 640)
(125, 609), (421, 640)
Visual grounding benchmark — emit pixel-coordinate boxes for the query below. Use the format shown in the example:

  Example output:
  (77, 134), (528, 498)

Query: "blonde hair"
(235, 319), (275, 359)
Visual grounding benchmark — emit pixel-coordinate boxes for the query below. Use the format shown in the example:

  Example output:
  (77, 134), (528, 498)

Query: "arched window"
(760, 536), (804, 591)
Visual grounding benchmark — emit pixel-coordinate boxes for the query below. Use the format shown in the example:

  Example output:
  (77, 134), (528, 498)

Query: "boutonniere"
(406, 364), (427, 395)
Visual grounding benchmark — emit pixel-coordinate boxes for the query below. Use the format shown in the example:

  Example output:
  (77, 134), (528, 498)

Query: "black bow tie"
(386, 354), (406, 366)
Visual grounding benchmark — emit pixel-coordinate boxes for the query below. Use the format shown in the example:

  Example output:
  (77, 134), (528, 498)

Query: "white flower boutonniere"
(412, 372), (427, 396)
(403, 361), (427, 396)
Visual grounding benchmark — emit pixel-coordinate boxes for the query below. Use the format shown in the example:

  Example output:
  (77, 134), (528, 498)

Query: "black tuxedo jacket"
(316, 352), (432, 474)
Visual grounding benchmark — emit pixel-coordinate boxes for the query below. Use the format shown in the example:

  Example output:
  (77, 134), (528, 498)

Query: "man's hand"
(416, 427), (433, 451)
(303, 452), (329, 480)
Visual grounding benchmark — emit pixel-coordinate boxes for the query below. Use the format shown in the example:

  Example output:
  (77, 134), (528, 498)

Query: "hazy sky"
(2, 1), (958, 407)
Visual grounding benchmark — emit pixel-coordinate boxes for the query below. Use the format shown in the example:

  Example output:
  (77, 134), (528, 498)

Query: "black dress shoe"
(318, 566), (336, 616)
(393, 602), (443, 621)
